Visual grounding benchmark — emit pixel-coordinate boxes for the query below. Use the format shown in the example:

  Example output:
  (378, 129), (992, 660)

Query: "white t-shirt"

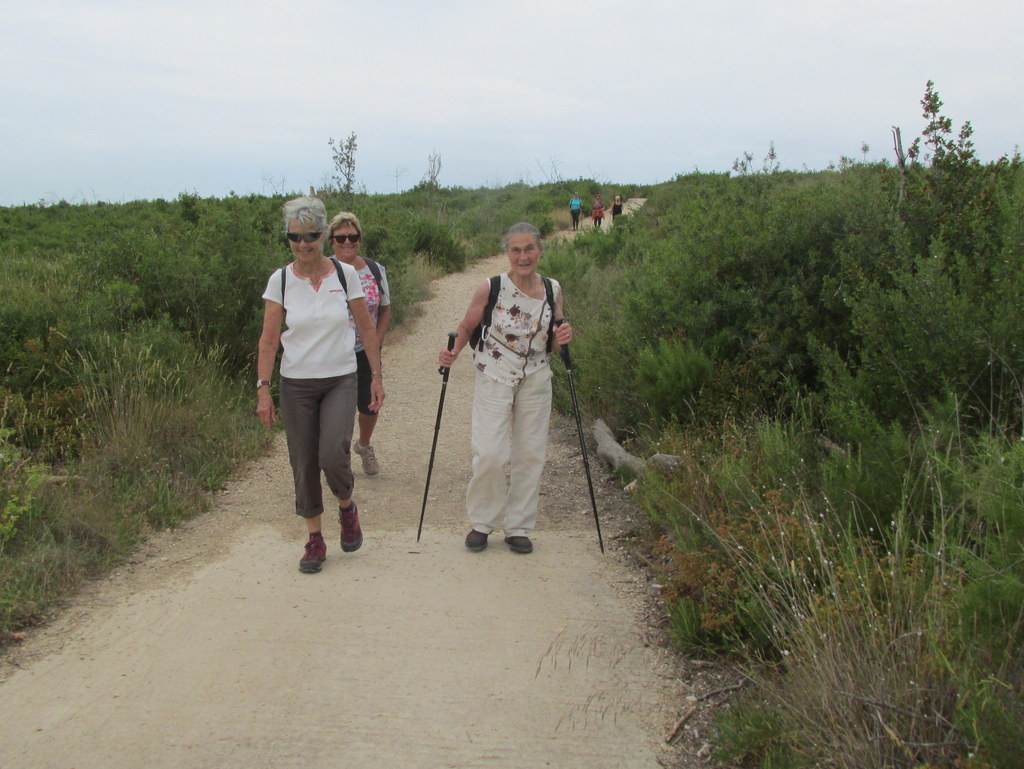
(262, 260), (364, 378)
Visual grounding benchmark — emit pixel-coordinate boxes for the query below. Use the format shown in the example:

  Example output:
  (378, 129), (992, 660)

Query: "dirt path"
(0, 208), (711, 768)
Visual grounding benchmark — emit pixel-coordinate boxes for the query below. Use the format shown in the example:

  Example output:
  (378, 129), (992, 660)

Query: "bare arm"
(350, 297), (385, 411)
(375, 303), (392, 347)
(439, 278), (491, 367)
(256, 299), (283, 428)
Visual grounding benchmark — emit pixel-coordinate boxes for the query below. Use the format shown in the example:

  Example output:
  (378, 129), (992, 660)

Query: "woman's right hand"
(439, 347), (457, 368)
(256, 391), (276, 429)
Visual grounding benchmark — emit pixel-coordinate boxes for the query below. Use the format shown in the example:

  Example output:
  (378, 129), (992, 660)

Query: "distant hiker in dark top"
(611, 195), (623, 222)
(438, 222), (574, 555)
(256, 196), (384, 573)
(569, 193), (582, 231)
(591, 194), (605, 227)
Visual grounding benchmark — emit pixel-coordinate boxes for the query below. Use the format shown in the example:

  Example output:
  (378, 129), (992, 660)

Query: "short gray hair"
(501, 222), (541, 252)
(282, 196), (326, 232)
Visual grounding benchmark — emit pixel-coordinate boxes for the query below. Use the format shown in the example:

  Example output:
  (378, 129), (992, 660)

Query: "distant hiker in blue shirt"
(569, 194), (582, 231)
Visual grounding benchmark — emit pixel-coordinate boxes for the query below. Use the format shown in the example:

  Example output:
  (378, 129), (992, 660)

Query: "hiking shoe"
(339, 503), (363, 552)
(353, 442), (380, 475)
(504, 535), (533, 554)
(465, 529), (489, 552)
(299, 536), (327, 573)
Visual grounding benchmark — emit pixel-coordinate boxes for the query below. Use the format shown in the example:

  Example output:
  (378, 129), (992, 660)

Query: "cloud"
(2, 0), (1022, 204)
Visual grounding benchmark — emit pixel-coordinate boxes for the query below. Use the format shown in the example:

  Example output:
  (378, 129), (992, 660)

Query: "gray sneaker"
(353, 442), (379, 475)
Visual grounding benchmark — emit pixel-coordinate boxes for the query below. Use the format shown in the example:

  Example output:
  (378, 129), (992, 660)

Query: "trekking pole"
(556, 320), (604, 553)
(418, 332), (457, 542)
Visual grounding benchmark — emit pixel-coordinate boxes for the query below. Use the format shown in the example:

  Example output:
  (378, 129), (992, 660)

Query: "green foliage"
(636, 338), (711, 423)
(609, 94), (1024, 761)
(0, 326), (269, 632)
(640, 411), (1021, 766)
(0, 430), (46, 552)
(402, 215), (466, 272)
(713, 703), (797, 769)
(329, 132), (358, 197)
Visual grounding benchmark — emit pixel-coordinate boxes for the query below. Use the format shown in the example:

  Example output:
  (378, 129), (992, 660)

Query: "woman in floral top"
(328, 211), (391, 477)
(438, 222), (574, 554)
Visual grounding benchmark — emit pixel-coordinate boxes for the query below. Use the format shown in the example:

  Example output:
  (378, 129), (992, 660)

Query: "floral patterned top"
(348, 261), (390, 353)
(474, 273), (559, 387)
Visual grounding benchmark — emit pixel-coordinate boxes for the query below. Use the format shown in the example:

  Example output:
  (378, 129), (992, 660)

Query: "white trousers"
(466, 367), (552, 537)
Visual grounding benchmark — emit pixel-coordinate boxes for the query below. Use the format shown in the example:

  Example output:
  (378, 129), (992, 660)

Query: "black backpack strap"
(279, 266), (287, 318)
(328, 257), (349, 294)
(362, 256), (384, 295)
(471, 275), (502, 352)
(542, 276), (557, 352)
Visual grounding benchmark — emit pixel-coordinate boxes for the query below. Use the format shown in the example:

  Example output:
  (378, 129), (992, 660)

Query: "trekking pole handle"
(555, 318), (571, 367)
(438, 331), (457, 375)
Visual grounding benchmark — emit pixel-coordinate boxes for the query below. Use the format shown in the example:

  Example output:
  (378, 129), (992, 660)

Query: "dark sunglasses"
(285, 231), (322, 243)
(331, 233), (361, 244)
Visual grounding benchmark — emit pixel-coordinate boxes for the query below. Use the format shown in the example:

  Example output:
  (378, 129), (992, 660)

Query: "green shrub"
(636, 338), (711, 423)
(0, 430), (46, 553)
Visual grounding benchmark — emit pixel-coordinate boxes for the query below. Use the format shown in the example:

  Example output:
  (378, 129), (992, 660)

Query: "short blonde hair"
(328, 211), (362, 238)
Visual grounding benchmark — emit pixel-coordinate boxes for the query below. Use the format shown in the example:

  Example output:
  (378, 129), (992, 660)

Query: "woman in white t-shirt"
(256, 196), (385, 573)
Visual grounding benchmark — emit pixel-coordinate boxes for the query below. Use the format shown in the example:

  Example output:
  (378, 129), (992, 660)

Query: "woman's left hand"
(369, 378), (385, 413)
(555, 320), (574, 346)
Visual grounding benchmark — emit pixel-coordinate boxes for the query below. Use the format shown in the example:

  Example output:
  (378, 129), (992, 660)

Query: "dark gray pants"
(279, 374), (357, 518)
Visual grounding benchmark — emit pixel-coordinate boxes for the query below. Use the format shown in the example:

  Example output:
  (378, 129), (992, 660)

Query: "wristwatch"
(256, 379), (271, 389)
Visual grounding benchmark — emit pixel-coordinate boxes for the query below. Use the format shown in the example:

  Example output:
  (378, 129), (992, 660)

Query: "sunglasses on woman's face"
(332, 233), (361, 244)
(286, 231), (322, 243)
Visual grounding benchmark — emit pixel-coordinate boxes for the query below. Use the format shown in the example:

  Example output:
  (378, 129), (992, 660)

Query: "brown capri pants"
(279, 374), (357, 518)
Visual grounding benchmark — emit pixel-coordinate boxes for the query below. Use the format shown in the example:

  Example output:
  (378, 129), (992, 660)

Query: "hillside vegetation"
(2, 82), (1021, 767)
(540, 83), (1023, 768)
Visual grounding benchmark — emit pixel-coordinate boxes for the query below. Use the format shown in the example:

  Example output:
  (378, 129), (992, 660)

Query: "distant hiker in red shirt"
(591, 194), (605, 228)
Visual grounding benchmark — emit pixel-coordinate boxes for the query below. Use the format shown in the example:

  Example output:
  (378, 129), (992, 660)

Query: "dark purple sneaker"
(299, 535), (327, 573)
(339, 503), (363, 552)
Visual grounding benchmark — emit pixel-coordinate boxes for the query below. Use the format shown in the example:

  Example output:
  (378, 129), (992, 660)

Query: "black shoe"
(504, 535), (533, 554)
(465, 529), (489, 552)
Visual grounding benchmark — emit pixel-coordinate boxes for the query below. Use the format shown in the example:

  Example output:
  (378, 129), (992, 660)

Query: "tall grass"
(0, 328), (268, 631)
(638, 407), (1024, 767)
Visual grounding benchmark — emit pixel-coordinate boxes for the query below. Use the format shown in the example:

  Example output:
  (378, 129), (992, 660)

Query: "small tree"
(328, 132), (358, 197)
(422, 150), (442, 189)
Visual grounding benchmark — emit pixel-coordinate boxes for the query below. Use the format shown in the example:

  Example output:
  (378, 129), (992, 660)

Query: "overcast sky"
(2, 0), (1021, 206)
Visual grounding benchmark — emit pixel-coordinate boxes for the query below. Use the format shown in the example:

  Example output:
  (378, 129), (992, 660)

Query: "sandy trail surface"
(1, 206), (707, 769)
